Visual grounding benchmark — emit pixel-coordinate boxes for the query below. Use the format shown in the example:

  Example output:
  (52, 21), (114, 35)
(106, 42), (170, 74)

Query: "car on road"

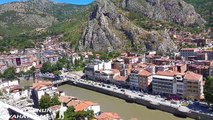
(102, 84), (106, 87)
(107, 86), (111, 88)
(121, 89), (125, 92)
(138, 94), (144, 97)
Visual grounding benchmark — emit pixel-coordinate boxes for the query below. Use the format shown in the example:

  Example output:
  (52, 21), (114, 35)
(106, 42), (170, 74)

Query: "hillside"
(0, 0), (91, 51)
(0, 0), (211, 53)
(78, 0), (206, 53)
(0, 0), (90, 38)
(184, 0), (212, 27)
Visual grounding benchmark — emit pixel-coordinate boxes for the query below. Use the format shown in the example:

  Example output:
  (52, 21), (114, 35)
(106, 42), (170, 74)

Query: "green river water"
(20, 80), (192, 120)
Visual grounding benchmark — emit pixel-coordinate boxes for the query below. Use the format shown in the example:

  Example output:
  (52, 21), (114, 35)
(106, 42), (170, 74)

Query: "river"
(19, 80), (191, 120)
(58, 84), (192, 120)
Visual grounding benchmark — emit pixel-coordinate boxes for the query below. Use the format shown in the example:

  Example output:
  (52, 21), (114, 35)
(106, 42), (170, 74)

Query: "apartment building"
(180, 48), (199, 59)
(138, 69), (152, 91)
(152, 71), (184, 95)
(84, 60), (112, 80)
(183, 71), (204, 100)
(187, 60), (213, 77)
(152, 70), (204, 100)
(30, 81), (58, 108)
(129, 68), (141, 90)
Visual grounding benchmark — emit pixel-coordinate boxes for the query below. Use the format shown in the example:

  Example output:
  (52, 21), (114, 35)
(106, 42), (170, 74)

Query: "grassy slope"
(47, 6), (92, 50)
(0, 1), (91, 52)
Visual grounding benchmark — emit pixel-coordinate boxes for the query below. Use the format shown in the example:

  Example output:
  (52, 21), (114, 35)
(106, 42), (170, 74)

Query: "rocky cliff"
(121, 0), (206, 26)
(78, 0), (180, 53)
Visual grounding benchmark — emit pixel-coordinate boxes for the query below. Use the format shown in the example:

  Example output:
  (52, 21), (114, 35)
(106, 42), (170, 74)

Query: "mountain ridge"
(0, 0), (211, 53)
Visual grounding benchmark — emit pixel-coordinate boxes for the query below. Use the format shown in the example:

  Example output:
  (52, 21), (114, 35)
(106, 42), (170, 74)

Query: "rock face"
(0, 0), (89, 28)
(78, 0), (178, 53)
(0, 0), (56, 28)
(121, 0), (206, 26)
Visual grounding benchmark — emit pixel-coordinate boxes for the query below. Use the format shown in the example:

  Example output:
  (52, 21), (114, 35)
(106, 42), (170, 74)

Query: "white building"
(152, 71), (184, 95)
(0, 80), (19, 89)
(152, 70), (204, 100)
(30, 81), (58, 108)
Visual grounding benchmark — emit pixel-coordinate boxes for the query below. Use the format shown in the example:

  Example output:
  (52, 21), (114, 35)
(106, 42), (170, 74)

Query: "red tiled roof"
(32, 81), (52, 90)
(114, 75), (127, 81)
(156, 71), (175, 77)
(181, 48), (198, 51)
(156, 70), (183, 77)
(74, 101), (98, 112)
(58, 96), (72, 103)
(138, 69), (152, 77)
(184, 71), (202, 81)
(9, 85), (22, 92)
(96, 112), (121, 120)
(67, 100), (81, 107)
(49, 105), (60, 112)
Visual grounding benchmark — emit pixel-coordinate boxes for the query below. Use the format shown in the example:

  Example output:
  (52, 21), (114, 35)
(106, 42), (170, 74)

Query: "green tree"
(0, 72), (3, 78)
(66, 61), (72, 70)
(65, 106), (75, 119)
(3, 67), (16, 80)
(39, 94), (51, 109)
(204, 77), (213, 107)
(53, 70), (62, 76)
(50, 95), (60, 106)
(0, 90), (3, 96)
(27, 66), (36, 76)
(55, 61), (63, 71)
(41, 62), (52, 73)
(58, 57), (69, 64)
(74, 110), (94, 120)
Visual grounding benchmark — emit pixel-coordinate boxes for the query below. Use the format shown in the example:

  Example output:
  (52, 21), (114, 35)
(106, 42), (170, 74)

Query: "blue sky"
(0, 0), (95, 5)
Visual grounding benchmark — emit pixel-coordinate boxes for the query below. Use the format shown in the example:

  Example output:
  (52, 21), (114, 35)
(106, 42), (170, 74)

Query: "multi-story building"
(152, 71), (183, 95)
(152, 70), (186, 96)
(138, 69), (152, 91)
(0, 55), (37, 73)
(180, 48), (199, 59)
(183, 71), (204, 100)
(187, 60), (213, 78)
(42, 55), (60, 64)
(204, 50), (213, 60)
(129, 68), (141, 90)
(30, 81), (58, 108)
(112, 59), (131, 77)
(94, 69), (120, 82)
(152, 70), (204, 100)
(84, 60), (112, 80)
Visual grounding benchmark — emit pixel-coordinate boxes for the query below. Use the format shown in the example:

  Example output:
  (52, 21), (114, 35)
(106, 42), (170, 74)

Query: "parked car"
(138, 94), (144, 97)
(121, 89), (125, 92)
